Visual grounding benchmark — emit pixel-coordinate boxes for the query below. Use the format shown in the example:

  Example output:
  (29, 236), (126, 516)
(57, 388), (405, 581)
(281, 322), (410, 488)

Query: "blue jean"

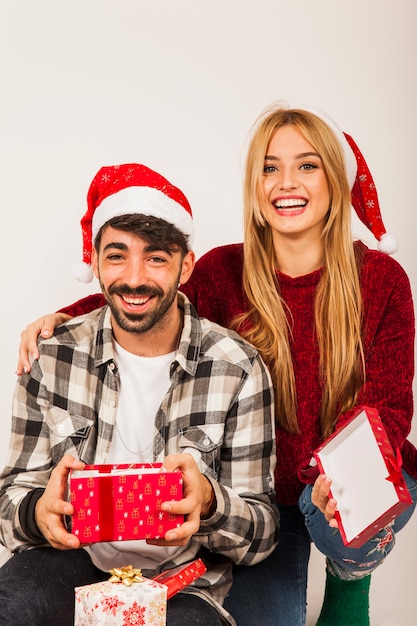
(224, 471), (417, 626)
(224, 504), (311, 626)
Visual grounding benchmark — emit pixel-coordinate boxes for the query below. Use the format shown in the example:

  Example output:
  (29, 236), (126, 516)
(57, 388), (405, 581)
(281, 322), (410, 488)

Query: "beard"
(101, 280), (180, 335)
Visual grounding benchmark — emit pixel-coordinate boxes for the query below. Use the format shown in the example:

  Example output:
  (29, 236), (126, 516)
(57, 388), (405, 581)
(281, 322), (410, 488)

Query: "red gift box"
(152, 558), (207, 599)
(69, 463), (184, 543)
(313, 406), (413, 547)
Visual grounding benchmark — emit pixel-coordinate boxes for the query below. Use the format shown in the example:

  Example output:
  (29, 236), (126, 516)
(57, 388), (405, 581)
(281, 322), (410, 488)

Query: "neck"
(272, 232), (324, 277)
(112, 306), (183, 358)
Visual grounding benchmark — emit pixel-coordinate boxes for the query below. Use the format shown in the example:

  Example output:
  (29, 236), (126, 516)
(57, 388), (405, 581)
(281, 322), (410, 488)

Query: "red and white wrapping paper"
(74, 577), (167, 625)
(314, 406), (412, 547)
(152, 558), (207, 599)
(69, 463), (183, 543)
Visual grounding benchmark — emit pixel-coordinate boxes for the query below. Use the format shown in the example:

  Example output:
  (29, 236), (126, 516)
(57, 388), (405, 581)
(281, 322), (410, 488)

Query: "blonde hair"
(234, 105), (364, 438)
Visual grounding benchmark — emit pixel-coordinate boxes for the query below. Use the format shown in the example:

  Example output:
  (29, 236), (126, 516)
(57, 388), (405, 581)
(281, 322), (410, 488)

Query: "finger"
(45, 522), (81, 550)
(312, 474), (332, 510)
(324, 497), (338, 524)
(160, 490), (200, 516)
(16, 337), (36, 375)
(146, 517), (200, 547)
(16, 323), (42, 375)
(39, 316), (58, 339)
(16, 314), (70, 375)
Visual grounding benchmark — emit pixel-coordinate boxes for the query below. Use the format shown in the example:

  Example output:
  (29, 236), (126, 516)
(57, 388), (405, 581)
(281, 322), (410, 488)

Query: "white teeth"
(274, 198), (307, 208)
(123, 296), (149, 305)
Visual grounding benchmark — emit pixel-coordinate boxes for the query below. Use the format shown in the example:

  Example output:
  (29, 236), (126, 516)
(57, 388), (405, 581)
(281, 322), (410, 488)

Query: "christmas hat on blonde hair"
(73, 163), (194, 283)
(306, 107), (397, 255)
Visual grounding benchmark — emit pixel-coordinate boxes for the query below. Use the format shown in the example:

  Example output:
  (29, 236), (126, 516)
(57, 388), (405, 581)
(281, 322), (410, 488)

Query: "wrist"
(200, 476), (216, 519)
(19, 488), (46, 542)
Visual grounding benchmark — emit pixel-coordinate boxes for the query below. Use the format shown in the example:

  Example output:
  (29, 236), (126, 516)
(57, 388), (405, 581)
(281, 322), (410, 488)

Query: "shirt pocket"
(45, 407), (95, 462)
(177, 424), (225, 478)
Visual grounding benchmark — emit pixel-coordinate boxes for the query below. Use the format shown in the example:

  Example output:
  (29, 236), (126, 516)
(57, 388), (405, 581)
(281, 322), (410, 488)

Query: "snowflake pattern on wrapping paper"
(75, 575), (167, 625)
(122, 600), (146, 625)
(101, 595), (126, 616)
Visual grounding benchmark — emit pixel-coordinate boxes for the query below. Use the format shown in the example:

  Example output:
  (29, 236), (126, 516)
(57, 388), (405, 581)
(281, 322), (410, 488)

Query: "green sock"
(315, 570), (371, 626)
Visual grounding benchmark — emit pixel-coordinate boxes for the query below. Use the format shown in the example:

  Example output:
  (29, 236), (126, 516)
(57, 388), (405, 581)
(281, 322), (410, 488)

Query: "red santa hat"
(307, 107), (397, 255)
(74, 163), (194, 283)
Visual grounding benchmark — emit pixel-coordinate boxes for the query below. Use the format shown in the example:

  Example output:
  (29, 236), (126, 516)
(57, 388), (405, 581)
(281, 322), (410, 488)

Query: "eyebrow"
(102, 242), (128, 253)
(102, 241), (174, 256)
(264, 151), (322, 161)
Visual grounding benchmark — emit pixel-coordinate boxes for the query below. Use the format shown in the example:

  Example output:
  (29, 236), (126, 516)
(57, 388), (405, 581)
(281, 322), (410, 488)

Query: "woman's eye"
(263, 165), (277, 174)
(300, 162), (318, 171)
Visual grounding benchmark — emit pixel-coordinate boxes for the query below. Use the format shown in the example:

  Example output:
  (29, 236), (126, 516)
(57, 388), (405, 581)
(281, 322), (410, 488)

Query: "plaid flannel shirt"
(0, 294), (278, 625)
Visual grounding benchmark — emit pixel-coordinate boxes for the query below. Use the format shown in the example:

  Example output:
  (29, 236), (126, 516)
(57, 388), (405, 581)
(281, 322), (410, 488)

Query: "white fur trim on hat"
(92, 185), (194, 245)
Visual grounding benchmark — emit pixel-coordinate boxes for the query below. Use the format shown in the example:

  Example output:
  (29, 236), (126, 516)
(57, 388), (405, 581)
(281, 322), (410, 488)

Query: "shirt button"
(58, 424), (66, 434)
(109, 400), (116, 408)
(203, 437), (210, 446)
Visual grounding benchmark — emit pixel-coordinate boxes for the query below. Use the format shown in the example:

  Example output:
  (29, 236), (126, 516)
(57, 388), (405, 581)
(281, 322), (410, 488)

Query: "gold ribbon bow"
(108, 565), (145, 587)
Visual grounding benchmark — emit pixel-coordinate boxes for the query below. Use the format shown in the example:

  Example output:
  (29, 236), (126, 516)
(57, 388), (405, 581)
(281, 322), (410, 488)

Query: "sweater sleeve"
(181, 244), (246, 328)
(57, 293), (105, 317)
(337, 253), (415, 460)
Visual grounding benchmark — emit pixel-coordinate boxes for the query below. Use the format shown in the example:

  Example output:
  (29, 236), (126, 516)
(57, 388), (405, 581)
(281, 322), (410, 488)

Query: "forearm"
(0, 373), (52, 550)
(0, 480), (46, 551)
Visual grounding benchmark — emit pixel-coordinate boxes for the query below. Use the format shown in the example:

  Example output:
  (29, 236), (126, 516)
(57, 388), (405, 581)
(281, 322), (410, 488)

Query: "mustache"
(108, 284), (164, 297)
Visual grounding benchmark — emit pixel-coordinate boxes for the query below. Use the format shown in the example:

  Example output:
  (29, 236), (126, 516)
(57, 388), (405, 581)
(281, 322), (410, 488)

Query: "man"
(0, 163), (278, 625)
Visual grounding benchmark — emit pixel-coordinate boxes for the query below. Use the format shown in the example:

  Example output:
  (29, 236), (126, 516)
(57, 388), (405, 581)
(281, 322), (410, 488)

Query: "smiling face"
(92, 224), (194, 349)
(261, 124), (331, 247)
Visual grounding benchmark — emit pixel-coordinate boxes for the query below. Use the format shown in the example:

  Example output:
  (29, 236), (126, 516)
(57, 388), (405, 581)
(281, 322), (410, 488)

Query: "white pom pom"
(377, 233), (398, 255)
(73, 261), (94, 283)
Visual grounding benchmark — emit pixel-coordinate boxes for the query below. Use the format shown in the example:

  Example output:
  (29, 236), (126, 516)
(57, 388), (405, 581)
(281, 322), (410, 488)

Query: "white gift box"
(74, 576), (167, 625)
(313, 406), (412, 547)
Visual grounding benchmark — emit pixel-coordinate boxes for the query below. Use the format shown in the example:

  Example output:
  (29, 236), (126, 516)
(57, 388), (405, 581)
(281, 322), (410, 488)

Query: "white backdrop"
(1, 2), (416, 624)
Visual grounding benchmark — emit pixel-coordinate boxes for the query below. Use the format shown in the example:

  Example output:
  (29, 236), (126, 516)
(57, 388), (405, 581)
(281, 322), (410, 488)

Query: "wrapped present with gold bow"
(313, 405), (413, 547)
(74, 566), (167, 625)
(69, 463), (184, 543)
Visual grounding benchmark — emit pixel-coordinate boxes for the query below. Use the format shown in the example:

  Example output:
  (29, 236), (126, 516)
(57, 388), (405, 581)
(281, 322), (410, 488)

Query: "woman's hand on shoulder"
(16, 313), (72, 375)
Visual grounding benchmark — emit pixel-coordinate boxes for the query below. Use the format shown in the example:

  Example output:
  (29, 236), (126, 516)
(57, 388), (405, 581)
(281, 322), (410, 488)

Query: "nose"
(278, 166), (298, 190)
(124, 258), (148, 286)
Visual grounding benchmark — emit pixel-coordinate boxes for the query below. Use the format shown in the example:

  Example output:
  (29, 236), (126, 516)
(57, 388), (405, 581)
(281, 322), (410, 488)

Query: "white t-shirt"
(87, 341), (180, 572)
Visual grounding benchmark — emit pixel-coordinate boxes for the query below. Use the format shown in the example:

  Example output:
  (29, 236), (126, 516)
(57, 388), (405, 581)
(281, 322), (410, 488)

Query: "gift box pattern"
(152, 558), (207, 599)
(70, 464), (184, 543)
(314, 406), (413, 547)
(74, 578), (167, 626)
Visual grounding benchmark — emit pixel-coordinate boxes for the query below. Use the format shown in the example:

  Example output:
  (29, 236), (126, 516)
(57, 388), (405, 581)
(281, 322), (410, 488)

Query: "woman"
(17, 105), (417, 626)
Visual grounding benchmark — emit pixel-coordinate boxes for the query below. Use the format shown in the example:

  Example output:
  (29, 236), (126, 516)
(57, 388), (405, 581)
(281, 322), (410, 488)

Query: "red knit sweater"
(61, 241), (416, 505)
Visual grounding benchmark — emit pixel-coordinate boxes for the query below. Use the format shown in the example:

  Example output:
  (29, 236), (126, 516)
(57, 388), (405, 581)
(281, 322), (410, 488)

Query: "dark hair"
(94, 214), (190, 258)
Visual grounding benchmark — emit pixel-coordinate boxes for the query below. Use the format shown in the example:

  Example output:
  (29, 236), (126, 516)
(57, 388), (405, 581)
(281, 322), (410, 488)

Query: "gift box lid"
(313, 406), (412, 547)
(152, 558), (207, 599)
